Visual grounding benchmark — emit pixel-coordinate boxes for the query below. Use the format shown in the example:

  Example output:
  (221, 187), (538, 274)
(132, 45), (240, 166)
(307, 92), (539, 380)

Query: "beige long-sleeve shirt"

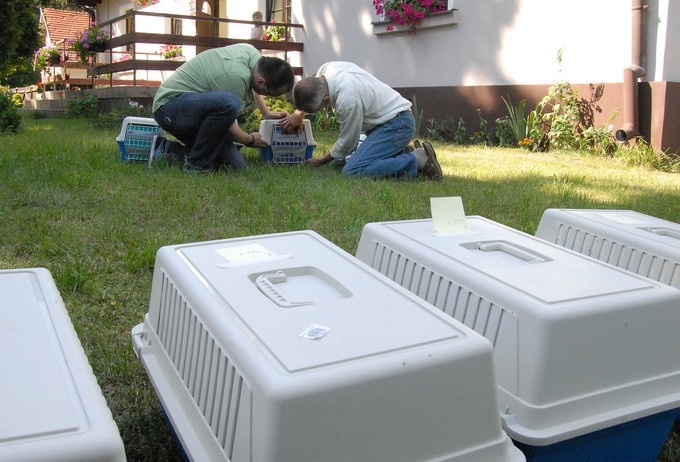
(317, 62), (411, 160)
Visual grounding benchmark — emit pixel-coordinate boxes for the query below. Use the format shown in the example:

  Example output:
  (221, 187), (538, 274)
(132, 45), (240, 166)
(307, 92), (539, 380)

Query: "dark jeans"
(153, 91), (246, 171)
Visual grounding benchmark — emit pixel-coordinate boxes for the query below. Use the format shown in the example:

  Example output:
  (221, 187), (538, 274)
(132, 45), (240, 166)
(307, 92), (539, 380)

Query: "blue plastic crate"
(514, 408), (680, 462)
(116, 117), (162, 162)
(258, 120), (317, 164)
(259, 145), (316, 164)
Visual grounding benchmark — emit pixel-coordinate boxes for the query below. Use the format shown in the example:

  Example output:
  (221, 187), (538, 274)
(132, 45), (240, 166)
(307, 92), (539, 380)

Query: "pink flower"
(374, 0), (447, 33)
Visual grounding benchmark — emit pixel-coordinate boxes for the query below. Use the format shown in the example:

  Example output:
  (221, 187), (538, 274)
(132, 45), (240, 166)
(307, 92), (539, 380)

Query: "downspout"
(615, 0), (648, 142)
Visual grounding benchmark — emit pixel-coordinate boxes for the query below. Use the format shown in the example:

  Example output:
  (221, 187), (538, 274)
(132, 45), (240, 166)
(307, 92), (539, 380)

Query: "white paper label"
(431, 196), (470, 235)
(217, 244), (279, 265)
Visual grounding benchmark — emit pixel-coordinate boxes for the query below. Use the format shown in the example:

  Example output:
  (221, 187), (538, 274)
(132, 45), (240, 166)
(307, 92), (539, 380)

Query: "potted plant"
(262, 20), (288, 41)
(373, 0), (448, 33)
(160, 44), (183, 60)
(132, 0), (160, 6)
(69, 22), (110, 63)
(34, 46), (61, 72)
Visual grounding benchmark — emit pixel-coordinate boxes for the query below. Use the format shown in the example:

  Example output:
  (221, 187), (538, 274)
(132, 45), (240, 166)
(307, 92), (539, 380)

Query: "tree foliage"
(0, 0), (41, 65)
(0, 0), (41, 86)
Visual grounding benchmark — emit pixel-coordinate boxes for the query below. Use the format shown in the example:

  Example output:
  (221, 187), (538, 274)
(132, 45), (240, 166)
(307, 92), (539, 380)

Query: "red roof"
(42, 8), (90, 45)
(42, 8), (91, 62)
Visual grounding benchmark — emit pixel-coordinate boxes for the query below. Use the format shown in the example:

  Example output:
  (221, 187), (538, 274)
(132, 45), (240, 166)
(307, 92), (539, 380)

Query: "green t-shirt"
(152, 43), (261, 113)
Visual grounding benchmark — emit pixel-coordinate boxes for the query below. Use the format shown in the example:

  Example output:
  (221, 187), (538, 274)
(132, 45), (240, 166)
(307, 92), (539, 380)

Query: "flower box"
(372, 0), (457, 35)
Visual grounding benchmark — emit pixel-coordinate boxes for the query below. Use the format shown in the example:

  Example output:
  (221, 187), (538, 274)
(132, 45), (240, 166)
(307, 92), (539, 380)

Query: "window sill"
(372, 9), (458, 36)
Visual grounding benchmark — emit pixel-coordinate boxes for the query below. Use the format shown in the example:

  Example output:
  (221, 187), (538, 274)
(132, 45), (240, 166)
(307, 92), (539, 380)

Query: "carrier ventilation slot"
(554, 224), (679, 288)
(153, 272), (246, 459)
(369, 242), (510, 347)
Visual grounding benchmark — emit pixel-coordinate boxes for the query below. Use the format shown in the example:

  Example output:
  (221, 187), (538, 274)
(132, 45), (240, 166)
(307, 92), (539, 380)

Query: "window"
(125, 9), (133, 52)
(171, 18), (182, 35)
(268, 0), (292, 23)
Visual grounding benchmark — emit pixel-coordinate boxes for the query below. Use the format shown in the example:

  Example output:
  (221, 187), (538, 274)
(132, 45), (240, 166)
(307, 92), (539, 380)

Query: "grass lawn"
(1, 117), (678, 461)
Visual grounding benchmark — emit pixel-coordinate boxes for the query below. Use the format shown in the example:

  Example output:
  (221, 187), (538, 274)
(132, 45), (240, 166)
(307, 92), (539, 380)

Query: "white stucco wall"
(93, 0), (677, 87)
(293, 0), (676, 88)
(225, 0), (265, 40)
(652, 0), (680, 81)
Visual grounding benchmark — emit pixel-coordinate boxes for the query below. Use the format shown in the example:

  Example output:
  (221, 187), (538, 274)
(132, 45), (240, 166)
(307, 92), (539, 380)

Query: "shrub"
(470, 109), (490, 145)
(492, 117), (515, 147)
(426, 116), (456, 142)
(93, 100), (152, 129)
(11, 93), (23, 109)
(66, 94), (99, 118)
(0, 88), (22, 134)
(0, 56), (41, 88)
(308, 109), (339, 132)
(242, 95), (295, 132)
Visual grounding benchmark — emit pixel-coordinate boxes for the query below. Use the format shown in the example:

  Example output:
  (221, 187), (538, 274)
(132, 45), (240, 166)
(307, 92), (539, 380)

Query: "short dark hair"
(293, 77), (325, 113)
(257, 57), (295, 94)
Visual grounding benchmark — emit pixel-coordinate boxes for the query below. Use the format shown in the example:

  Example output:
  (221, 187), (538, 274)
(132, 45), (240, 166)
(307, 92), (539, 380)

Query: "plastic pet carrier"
(356, 216), (680, 462)
(535, 208), (680, 290)
(116, 116), (164, 162)
(258, 120), (316, 164)
(0, 268), (126, 462)
(132, 230), (524, 462)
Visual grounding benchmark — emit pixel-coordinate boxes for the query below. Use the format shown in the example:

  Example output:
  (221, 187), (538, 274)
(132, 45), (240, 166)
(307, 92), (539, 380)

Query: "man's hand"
(305, 153), (333, 167)
(249, 132), (269, 148)
(280, 112), (305, 133)
(264, 111), (289, 120)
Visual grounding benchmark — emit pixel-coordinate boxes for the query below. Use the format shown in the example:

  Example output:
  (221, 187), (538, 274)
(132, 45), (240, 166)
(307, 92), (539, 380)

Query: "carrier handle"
(477, 241), (545, 264)
(647, 227), (680, 240)
(255, 271), (314, 307)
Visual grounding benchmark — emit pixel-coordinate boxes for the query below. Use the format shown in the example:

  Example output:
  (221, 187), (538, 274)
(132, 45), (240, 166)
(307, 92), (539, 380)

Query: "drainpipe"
(615, 0), (648, 142)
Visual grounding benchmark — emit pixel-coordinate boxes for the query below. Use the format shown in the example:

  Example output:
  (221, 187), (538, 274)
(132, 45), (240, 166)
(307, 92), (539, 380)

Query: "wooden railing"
(86, 11), (304, 87)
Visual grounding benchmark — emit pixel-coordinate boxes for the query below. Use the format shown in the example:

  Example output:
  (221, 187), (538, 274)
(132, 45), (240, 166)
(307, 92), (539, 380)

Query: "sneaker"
(148, 135), (167, 167)
(182, 162), (212, 174)
(420, 141), (443, 181)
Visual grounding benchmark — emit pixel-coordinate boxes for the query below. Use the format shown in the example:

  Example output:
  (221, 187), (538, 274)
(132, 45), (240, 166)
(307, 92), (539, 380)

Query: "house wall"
(86, 0), (678, 153)
(293, 0), (634, 86)
(654, 0), (680, 81)
(292, 0), (679, 153)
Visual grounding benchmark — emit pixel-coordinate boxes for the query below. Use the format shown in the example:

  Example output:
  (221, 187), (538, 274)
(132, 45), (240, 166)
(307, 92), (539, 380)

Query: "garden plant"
(0, 113), (678, 461)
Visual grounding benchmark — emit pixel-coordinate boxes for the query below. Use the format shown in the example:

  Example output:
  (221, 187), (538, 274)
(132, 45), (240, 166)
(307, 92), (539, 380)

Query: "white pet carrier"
(132, 230), (524, 462)
(0, 268), (126, 462)
(535, 209), (680, 289)
(356, 216), (680, 460)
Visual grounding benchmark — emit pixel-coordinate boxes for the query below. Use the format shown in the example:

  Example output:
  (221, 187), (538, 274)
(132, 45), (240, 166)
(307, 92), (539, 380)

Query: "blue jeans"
(341, 110), (417, 179)
(153, 91), (246, 171)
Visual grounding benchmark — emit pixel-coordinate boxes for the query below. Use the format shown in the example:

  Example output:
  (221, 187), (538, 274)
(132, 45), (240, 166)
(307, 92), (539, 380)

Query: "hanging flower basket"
(34, 46), (62, 72)
(69, 22), (110, 63)
(91, 42), (106, 53)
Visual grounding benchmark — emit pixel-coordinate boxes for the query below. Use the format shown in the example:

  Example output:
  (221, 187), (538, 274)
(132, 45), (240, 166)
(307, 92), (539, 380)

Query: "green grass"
(1, 118), (679, 461)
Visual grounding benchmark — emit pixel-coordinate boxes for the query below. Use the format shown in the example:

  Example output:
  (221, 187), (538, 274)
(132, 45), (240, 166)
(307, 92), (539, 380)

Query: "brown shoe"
(413, 139), (422, 149)
(420, 141), (442, 181)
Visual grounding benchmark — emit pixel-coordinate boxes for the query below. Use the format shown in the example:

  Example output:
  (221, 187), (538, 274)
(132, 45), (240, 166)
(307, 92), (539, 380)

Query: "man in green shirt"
(152, 43), (294, 173)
